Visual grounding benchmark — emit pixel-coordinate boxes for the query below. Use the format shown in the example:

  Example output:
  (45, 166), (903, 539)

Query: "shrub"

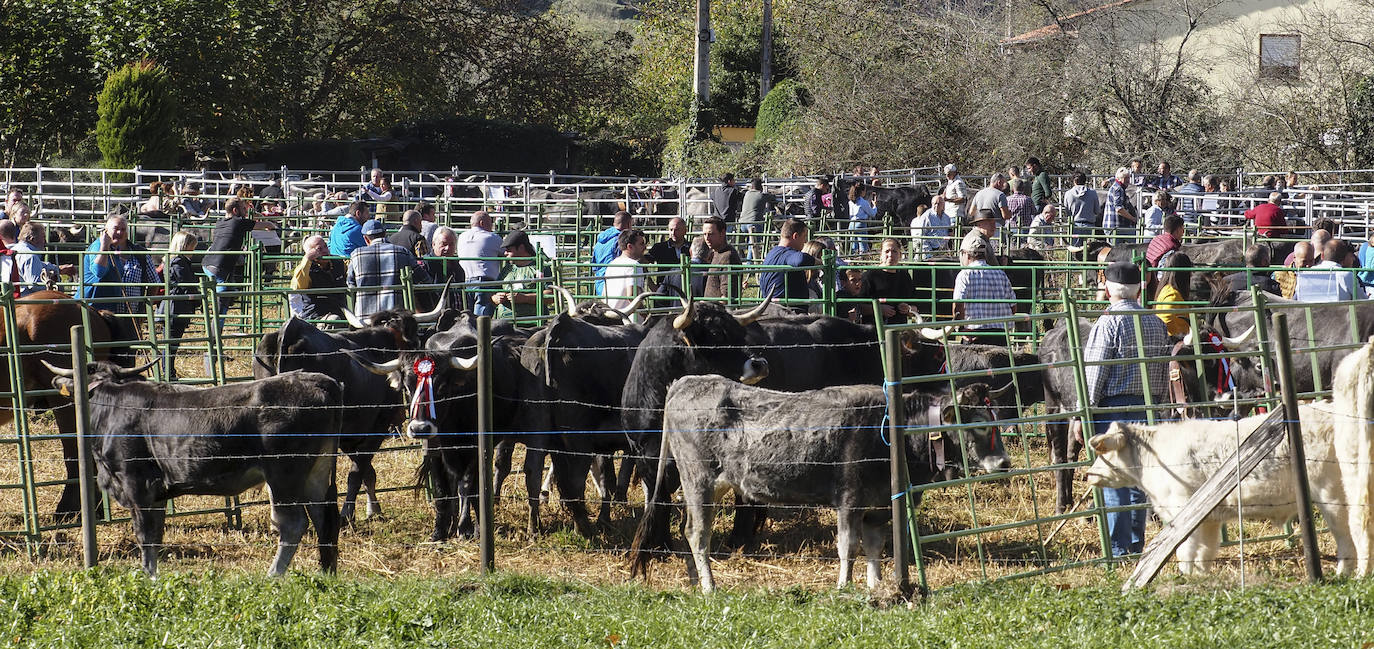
(95, 60), (180, 169)
(755, 78), (807, 142)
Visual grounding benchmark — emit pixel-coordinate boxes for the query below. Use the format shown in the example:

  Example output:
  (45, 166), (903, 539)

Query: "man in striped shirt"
(1083, 261), (1170, 557)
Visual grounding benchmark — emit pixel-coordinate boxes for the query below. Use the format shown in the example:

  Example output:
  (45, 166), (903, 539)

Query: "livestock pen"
(2, 165), (1374, 597)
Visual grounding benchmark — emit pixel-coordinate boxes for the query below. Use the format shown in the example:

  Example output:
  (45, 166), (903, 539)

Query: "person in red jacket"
(1244, 192), (1288, 238)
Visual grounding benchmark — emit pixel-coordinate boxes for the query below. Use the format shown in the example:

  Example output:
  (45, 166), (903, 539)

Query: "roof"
(1001, 0), (1152, 46)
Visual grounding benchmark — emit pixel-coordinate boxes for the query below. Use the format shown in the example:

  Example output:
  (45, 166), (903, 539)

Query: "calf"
(631, 377), (1010, 592)
(48, 360), (343, 578)
(1085, 400), (1371, 576)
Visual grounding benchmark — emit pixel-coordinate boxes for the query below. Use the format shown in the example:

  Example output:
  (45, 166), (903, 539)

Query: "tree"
(95, 61), (180, 168)
(1354, 75), (1374, 169)
(755, 78), (806, 141)
(0, 1), (99, 165)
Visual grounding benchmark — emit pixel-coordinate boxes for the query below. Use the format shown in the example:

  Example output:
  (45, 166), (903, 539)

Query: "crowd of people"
(2, 159), (1372, 353)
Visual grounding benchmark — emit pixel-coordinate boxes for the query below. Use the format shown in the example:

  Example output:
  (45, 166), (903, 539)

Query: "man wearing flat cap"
(348, 218), (432, 317)
(1082, 261), (1170, 558)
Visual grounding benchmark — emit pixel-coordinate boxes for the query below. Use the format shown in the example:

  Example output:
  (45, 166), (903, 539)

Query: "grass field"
(4, 569), (1372, 648)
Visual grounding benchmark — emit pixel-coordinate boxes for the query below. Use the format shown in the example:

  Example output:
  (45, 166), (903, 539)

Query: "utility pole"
(760, 0), (773, 101)
(693, 0), (711, 106)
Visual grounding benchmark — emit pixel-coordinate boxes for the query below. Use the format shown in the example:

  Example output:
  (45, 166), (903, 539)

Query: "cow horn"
(118, 357), (161, 377)
(919, 326), (949, 341)
(1182, 329), (1195, 348)
(1221, 326), (1255, 347)
(612, 291), (654, 319)
(449, 355), (478, 371)
(732, 292), (774, 326)
(1065, 245), (1084, 254)
(673, 291), (695, 330)
(413, 279), (452, 323)
(345, 351), (402, 376)
(989, 382), (1014, 399)
(552, 285), (577, 317)
(40, 360), (76, 378)
(342, 308), (368, 329)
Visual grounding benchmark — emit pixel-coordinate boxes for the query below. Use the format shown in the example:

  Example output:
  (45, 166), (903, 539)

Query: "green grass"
(3, 570), (1372, 648)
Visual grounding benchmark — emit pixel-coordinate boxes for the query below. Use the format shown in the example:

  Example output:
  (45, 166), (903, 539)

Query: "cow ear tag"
(56, 381), (71, 397)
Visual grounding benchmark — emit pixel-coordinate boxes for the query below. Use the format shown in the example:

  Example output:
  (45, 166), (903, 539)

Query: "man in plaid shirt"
(1083, 261), (1170, 557)
(952, 234), (1014, 332)
(347, 219), (432, 317)
(1104, 167), (1137, 243)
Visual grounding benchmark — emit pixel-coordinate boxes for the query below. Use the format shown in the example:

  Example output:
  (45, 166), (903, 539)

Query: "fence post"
(476, 315), (496, 574)
(1269, 312), (1323, 582)
(882, 328), (912, 593)
(69, 325), (98, 568)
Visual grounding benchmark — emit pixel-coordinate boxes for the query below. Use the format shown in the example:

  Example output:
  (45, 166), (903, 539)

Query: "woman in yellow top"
(1152, 252), (1194, 337)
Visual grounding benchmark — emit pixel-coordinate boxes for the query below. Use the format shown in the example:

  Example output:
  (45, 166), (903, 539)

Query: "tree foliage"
(755, 78), (806, 142)
(0, 1), (99, 166)
(95, 61), (180, 169)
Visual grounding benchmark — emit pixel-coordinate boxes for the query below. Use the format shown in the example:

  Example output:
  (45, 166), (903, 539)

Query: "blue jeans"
(738, 222), (762, 261)
(848, 220), (870, 254)
(1071, 224), (1095, 247)
(1094, 394), (1148, 557)
(468, 278), (495, 316)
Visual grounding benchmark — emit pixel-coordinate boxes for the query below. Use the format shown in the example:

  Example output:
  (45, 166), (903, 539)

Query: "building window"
(1259, 34), (1300, 80)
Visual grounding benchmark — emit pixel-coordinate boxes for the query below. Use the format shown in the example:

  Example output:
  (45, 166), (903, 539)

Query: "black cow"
(1196, 290), (1374, 398)
(47, 360), (342, 577)
(832, 178), (933, 230)
(630, 377), (1011, 590)
(253, 308), (430, 524)
(517, 309), (648, 535)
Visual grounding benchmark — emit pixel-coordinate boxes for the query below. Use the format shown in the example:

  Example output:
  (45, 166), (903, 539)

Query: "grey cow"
(631, 376), (1011, 592)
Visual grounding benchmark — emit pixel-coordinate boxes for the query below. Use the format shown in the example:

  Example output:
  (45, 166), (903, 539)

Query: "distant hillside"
(519, 0), (640, 37)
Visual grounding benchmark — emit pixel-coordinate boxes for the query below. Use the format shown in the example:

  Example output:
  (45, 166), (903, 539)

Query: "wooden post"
(692, 0), (711, 106)
(760, 0), (773, 100)
(1270, 312), (1323, 582)
(70, 326), (98, 568)
(883, 329), (911, 592)
(476, 316), (496, 573)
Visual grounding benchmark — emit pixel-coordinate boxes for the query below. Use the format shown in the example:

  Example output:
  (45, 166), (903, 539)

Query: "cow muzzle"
(405, 419), (438, 440)
(741, 356), (769, 385)
(980, 454), (1013, 474)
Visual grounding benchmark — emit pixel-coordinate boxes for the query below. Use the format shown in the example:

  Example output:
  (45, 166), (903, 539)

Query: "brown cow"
(0, 290), (136, 520)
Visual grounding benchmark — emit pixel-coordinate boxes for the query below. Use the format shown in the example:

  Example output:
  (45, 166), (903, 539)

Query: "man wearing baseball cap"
(941, 163), (969, 225)
(347, 218), (432, 316)
(1082, 261), (1170, 558)
(952, 234), (1014, 338)
(491, 229), (550, 322)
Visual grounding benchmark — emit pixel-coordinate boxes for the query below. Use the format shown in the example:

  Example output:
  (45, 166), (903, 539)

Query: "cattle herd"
(13, 246), (1374, 590)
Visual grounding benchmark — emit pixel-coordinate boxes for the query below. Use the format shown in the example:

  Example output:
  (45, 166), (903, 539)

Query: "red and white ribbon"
(410, 357), (436, 421)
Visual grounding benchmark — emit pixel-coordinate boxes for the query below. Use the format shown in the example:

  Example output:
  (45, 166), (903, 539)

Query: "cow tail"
(629, 432), (674, 578)
(414, 452), (433, 494)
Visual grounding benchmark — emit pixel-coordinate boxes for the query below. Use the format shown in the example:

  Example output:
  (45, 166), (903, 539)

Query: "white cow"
(1330, 335), (1374, 576)
(1084, 400), (1369, 575)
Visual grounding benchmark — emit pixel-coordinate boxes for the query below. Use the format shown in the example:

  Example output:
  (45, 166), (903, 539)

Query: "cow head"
(1180, 324), (1263, 402)
(45, 358), (160, 396)
(905, 382), (1013, 478)
(348, 350), (478, 440)
(1084, 422), (1140, 488)
(665, 292), (771, 385)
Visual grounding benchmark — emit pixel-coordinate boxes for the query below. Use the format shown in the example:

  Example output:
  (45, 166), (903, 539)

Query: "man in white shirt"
(1295, 238), (1357, 303)
(941, 163), (969, 224)
(910, 194), (951, 259)
(972, 173), (1014, 249)
(604, 228), (649, 320)
(457, 210), (503, 315)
